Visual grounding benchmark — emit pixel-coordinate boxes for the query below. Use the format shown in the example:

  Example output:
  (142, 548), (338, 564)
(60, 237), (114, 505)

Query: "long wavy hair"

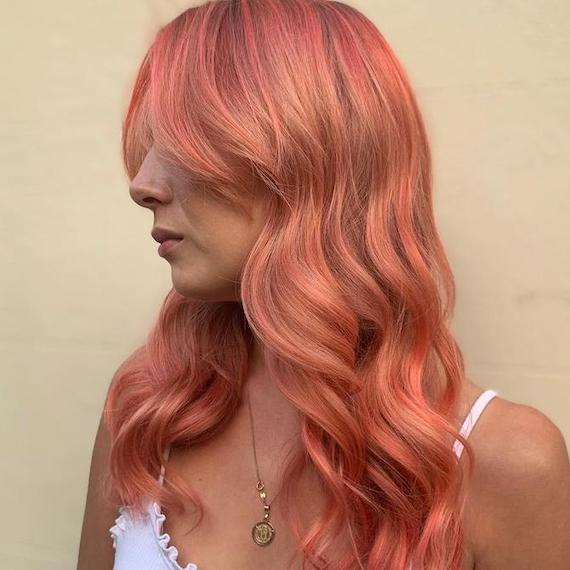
(103, 1), (476, 568)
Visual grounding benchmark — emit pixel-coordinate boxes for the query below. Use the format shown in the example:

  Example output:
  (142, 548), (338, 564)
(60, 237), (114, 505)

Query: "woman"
(77, 1), (570, 569)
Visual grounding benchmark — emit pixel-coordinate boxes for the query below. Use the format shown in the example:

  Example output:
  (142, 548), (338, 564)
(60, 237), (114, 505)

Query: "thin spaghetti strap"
(158, 445), (171, 486)
(453, 389), (499, 460)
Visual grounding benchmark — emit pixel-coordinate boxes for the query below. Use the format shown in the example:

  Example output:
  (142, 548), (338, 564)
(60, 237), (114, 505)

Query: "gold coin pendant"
(251, 520), (275, 546)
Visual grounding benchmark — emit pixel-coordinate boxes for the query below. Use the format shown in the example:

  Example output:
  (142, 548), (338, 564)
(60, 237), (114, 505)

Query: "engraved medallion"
(252, 520), (275, 546)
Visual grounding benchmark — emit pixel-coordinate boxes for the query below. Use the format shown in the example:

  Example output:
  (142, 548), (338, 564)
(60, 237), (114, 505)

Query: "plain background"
(1, 1), (568, 568)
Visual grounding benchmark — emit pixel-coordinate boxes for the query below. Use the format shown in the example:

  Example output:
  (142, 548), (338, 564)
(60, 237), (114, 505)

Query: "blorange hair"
(104, 1), (475, 568)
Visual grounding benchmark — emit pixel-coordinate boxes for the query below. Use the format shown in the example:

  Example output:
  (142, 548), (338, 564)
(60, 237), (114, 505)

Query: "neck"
(244, 336), (302, 434)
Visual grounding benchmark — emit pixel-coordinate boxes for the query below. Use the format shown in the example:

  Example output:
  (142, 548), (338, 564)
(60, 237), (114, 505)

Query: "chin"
(171, 281), (232, 302)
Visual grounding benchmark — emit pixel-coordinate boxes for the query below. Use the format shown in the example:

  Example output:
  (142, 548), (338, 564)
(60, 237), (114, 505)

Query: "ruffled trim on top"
(150, 501), (198, 570)
(109, 505), (129, 550)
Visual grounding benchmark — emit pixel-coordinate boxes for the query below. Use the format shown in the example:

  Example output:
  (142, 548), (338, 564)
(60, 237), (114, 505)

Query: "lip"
(151, 227), (184, 243)
(158, 238), (183, 257)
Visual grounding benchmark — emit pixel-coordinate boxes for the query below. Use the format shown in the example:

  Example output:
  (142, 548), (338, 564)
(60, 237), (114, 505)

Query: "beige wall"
(1, 1), (568, 568)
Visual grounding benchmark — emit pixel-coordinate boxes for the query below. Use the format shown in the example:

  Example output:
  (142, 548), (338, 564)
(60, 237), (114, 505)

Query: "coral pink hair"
(103, 1), (475, 568)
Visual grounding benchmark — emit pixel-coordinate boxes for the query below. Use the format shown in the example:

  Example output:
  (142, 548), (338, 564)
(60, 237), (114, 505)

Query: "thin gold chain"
(246, 385), (282, 507)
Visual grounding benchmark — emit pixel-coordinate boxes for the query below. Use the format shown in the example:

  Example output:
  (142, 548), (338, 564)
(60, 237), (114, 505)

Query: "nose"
(128, 178), (173, 210)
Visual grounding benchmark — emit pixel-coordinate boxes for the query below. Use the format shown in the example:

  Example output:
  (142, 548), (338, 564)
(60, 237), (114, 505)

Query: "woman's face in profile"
(129, 144), (267, 302)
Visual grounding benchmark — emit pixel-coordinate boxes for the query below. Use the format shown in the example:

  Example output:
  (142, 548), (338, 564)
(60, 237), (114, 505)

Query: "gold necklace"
(246, 386), (279, 547)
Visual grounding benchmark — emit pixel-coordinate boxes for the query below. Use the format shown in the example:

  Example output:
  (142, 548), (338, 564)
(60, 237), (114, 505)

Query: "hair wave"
(104, 1), (475, 568)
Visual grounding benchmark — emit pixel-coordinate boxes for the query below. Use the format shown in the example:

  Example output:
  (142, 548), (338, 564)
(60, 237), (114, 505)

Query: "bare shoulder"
(77, 387), (123, 570)
(466, 394), (570, 569)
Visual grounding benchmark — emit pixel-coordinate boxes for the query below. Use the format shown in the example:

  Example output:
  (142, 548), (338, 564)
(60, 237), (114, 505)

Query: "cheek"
(170, 239), (245, 302)
(174, 223), (249, 277)
(209, 225), (253, 273)
(180, 190), (262, 268)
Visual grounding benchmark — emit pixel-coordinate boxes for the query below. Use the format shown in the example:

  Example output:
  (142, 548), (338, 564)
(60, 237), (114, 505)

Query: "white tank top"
(109, 389), (499, 569)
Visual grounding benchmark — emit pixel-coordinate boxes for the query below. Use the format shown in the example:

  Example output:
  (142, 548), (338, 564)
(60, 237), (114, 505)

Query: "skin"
(128, 144), (265, 303)
(77, 145), (570, 569)
(128, 143), (268, 369)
